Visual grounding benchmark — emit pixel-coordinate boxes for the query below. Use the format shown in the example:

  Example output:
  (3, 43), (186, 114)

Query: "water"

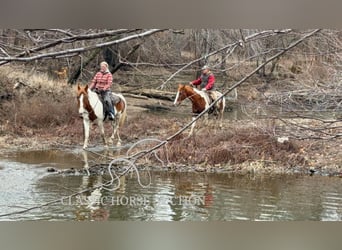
(0, 149), (341, 221)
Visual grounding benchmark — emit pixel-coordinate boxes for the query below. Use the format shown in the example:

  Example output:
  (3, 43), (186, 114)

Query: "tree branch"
(0, 29), (166, 63)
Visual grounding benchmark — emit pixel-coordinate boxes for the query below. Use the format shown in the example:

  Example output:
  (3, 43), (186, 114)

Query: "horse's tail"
(118, 94), (127, 127)
(119, 105), (127, 127)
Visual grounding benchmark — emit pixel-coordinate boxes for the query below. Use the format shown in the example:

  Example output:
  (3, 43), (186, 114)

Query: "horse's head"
(174, 84), (189, 106)
(77, 84), (90, 117)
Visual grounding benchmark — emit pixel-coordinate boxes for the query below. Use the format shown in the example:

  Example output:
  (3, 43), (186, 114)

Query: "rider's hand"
(202, 88), (207, 91)
(189, 82), (193, 86)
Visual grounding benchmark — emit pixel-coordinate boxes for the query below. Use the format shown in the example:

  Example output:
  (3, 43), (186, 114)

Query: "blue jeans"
(97, 90), (115, 115)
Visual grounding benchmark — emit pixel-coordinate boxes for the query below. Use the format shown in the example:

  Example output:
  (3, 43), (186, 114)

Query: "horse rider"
(89, 61), (115, 120)
(189, 65), (216, 102)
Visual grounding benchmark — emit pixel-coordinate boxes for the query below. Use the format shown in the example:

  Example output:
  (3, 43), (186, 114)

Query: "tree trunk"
(68, 48), (101, 84)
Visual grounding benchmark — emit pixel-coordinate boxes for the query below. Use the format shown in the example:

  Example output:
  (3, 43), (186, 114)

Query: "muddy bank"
(48, 161), (342, 177)
(1, 100), (341, 177)
(45, 151), (342, 177)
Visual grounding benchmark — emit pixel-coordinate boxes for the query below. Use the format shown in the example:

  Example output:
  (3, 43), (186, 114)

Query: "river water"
(0, 149), (341, 221)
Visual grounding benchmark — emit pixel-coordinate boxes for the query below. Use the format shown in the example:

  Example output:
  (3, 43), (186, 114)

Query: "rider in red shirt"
(190, 65), (217, 104)
(190, 65), (215, 91)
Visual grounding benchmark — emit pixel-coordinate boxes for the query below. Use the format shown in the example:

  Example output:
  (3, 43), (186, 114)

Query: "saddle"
(109, 93), (121, 106)
(204, 91), (220, 115)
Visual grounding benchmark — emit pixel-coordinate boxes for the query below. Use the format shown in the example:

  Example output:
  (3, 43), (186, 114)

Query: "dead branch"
(0, 29), (137, 66)
(0, 29), (166, 63)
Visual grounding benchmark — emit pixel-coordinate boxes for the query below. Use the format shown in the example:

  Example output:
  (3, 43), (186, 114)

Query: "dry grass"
(0, 65), (77, 131)
(0, 65), (67, 91)
(115, 114), (307, 168)
(162, 126), (305, 167)
(11, 96), (77, 129)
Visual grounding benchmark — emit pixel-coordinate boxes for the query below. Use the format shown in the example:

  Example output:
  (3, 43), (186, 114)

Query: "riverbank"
(0, 66), (341, 177)
(1, 108), (341, 177)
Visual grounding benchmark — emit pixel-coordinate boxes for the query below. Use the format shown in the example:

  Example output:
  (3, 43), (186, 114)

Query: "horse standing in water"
(77, 84), (127, 149)
(174, 84), (225, 136)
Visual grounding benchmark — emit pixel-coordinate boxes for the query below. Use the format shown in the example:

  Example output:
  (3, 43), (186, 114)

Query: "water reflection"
(73, 175), (110, 221)
(35, 171), (342, 221)
(1, 151), (342, 221)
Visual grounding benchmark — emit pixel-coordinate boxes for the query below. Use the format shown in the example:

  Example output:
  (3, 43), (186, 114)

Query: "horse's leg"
(188, 116), (197, 137)
(115, 121), (122, 146)
(81, 150), (90, 176)
(204, 112), (210, 126)
(218, 99), (225, 128)
(83, 119), (90, 149)
(110, 115), (121, 146)
(97, 120), (108, 148)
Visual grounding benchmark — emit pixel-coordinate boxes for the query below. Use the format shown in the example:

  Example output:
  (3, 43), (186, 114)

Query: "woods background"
(0, 29), (341, 156)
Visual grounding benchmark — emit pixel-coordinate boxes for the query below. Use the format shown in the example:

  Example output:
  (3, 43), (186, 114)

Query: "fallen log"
(122, 93), (149, 100)
(119, 86), (175, 101)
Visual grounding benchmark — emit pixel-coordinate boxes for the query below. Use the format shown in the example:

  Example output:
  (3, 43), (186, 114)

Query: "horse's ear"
(77, 84), (81, 91)
(85, 85), (88, 92)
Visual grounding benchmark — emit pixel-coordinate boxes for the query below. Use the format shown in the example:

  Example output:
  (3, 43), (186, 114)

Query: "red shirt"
(191, 73), (215, 90)
(89, 71), (113, 91)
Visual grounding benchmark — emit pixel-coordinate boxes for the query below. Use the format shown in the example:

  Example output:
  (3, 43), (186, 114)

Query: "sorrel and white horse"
(174, 84), (225, 136)
(77, 84), (127, 149)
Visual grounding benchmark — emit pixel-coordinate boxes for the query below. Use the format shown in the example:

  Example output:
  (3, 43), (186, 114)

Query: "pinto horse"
(77, 84), (127, 149)
(174, 84), (225, 136)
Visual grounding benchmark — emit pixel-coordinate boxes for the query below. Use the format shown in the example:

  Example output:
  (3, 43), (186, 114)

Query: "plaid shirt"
(89, 71), (113, 91)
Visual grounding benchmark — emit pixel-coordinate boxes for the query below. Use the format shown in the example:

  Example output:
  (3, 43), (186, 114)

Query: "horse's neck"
(87, 90), (100, 107)
(87, 90), (103, 117)
(184, 87), (194, 97)
(186, 87), (209, 111)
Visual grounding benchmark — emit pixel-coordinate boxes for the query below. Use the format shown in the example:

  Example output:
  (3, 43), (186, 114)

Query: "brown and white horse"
(77, 84), (127, 149)
(174, 84), (225, 136)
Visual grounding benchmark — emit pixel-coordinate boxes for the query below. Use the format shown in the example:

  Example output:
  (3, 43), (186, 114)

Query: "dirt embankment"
(0, 66), (341, 176)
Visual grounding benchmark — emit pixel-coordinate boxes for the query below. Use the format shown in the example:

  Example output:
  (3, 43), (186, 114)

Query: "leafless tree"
(1, 28), (341, 140)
